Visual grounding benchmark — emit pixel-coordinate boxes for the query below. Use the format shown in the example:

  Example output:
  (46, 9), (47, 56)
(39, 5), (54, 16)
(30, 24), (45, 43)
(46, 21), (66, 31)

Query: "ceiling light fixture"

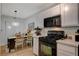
(12, 22), (19, 27)
(64, 6), (69, 12)
(8, 26), (12, 29)
(12, 10), (20, 27)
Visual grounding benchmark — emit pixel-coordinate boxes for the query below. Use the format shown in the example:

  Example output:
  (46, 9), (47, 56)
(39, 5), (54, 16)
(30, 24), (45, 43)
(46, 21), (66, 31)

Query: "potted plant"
(34, 27), (42, 36)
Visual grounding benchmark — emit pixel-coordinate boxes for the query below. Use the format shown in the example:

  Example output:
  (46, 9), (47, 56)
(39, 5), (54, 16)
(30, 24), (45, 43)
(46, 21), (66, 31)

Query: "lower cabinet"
(33, 37), (39, 56)
(57, 43), (78, 56)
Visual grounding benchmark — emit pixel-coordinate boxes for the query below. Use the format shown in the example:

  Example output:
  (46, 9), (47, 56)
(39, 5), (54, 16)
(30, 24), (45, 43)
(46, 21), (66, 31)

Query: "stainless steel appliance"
(44, 15), (61, 27)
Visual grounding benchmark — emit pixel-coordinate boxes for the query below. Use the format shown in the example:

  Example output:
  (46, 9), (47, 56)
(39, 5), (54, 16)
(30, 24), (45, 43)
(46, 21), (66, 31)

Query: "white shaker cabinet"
(33, 37), (39, 56)
(57, 39), (78, 56)
(57, 43), (76, 56)
(61, 4), (79, 27)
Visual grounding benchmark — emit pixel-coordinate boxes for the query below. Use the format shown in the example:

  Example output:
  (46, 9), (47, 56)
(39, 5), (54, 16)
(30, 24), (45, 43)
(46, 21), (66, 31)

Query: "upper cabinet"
(41, 4), (61, 18)
(61, 3), (79, 27)
(51, 4), (61, 16)
(43, 4), (79, 27)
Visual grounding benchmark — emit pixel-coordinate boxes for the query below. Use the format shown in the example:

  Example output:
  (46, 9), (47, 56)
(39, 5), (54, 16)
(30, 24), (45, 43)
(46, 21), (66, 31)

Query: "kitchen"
(0, 3), (79, 56)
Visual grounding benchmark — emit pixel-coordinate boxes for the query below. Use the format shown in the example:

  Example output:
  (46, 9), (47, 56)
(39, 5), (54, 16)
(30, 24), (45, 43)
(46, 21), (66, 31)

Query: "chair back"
(27, 32), (32, 40)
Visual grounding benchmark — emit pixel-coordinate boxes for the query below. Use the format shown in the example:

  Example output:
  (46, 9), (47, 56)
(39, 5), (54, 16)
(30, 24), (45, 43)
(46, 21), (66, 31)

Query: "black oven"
(39, 41), (56, 56)
(39, 31), (64, 56)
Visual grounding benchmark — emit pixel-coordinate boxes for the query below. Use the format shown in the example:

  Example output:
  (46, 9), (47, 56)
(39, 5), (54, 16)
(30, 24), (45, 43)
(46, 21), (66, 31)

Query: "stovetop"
(39, 31), (64, 44)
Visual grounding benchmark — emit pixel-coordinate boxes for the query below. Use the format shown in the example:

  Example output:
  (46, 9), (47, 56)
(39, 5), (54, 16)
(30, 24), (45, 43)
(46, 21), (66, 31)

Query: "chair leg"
(15, 46), (17, 51)
(9, 48), (11, 53)
(30, 41), (32, 47)
(22, 44), (23, 49)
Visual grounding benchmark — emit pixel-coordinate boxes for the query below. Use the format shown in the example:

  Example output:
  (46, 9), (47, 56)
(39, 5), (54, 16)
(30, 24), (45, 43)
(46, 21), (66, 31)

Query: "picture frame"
(28, 22), (35, 30)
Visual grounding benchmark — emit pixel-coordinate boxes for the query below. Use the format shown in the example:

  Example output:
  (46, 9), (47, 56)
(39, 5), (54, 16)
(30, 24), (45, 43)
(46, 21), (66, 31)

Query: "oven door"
(39, 41), (57, 56)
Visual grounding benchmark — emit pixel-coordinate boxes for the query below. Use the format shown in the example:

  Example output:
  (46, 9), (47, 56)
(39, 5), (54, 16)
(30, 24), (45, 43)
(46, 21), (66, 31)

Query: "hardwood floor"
(5, 47), (34, 56)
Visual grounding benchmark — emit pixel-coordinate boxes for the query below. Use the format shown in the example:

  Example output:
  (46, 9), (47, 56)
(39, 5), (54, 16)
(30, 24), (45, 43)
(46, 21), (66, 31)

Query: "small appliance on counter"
(68, 34), (79, 42)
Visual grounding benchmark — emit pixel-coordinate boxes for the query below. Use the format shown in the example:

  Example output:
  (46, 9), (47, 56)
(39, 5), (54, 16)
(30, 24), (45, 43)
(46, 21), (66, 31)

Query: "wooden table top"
(8, 36), (27, 39)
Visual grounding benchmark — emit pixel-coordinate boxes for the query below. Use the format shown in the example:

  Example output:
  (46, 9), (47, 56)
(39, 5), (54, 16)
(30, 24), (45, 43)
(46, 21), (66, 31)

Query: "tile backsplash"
(41, 26), (79, 36)
(63, 27), (79, 35)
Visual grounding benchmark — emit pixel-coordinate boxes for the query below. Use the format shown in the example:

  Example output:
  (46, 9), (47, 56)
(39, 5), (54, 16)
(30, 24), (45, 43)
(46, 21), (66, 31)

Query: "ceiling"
(2, 3), (57, 19)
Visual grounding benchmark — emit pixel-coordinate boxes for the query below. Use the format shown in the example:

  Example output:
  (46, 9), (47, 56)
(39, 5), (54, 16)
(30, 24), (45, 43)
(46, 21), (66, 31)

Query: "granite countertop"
(56, 39), (79, 47)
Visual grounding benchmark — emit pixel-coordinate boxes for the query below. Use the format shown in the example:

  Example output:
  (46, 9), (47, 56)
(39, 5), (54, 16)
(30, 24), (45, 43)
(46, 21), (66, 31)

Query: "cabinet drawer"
(57, 52), (75, 56)
(57, 49), (75, 56)
(57, 43), (75, 53)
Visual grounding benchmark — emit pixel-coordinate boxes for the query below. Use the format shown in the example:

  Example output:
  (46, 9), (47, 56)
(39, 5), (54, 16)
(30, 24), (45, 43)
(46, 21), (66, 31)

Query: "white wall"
(0, 3), (1, 30)
(0, 3), (1, 46)
(1, 15), (26, 45)
(0, 3), (1, 44)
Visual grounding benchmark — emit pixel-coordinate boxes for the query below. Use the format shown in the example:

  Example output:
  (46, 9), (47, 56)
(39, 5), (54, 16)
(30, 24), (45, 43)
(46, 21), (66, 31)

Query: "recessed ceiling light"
(64, 6), (69, 12)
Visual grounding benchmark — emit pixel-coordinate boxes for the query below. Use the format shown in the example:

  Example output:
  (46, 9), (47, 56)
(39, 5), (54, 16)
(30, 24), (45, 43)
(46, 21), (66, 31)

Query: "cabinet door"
(57, 43), (76, 56)
(33, 37), (39, 55)
(61, 4), (78, 27)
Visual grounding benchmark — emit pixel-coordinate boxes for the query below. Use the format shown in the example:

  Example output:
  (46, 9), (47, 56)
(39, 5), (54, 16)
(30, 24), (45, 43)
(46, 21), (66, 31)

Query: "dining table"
(7, 36), (27, 52)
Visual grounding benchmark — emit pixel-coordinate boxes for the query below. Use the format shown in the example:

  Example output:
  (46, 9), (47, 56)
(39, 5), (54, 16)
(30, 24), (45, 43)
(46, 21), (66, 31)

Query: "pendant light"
(12, 10), (19, 27)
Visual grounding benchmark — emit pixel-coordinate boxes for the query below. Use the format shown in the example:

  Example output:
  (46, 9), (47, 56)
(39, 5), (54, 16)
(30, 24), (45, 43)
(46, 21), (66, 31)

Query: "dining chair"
(15, 33), (24, 50)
